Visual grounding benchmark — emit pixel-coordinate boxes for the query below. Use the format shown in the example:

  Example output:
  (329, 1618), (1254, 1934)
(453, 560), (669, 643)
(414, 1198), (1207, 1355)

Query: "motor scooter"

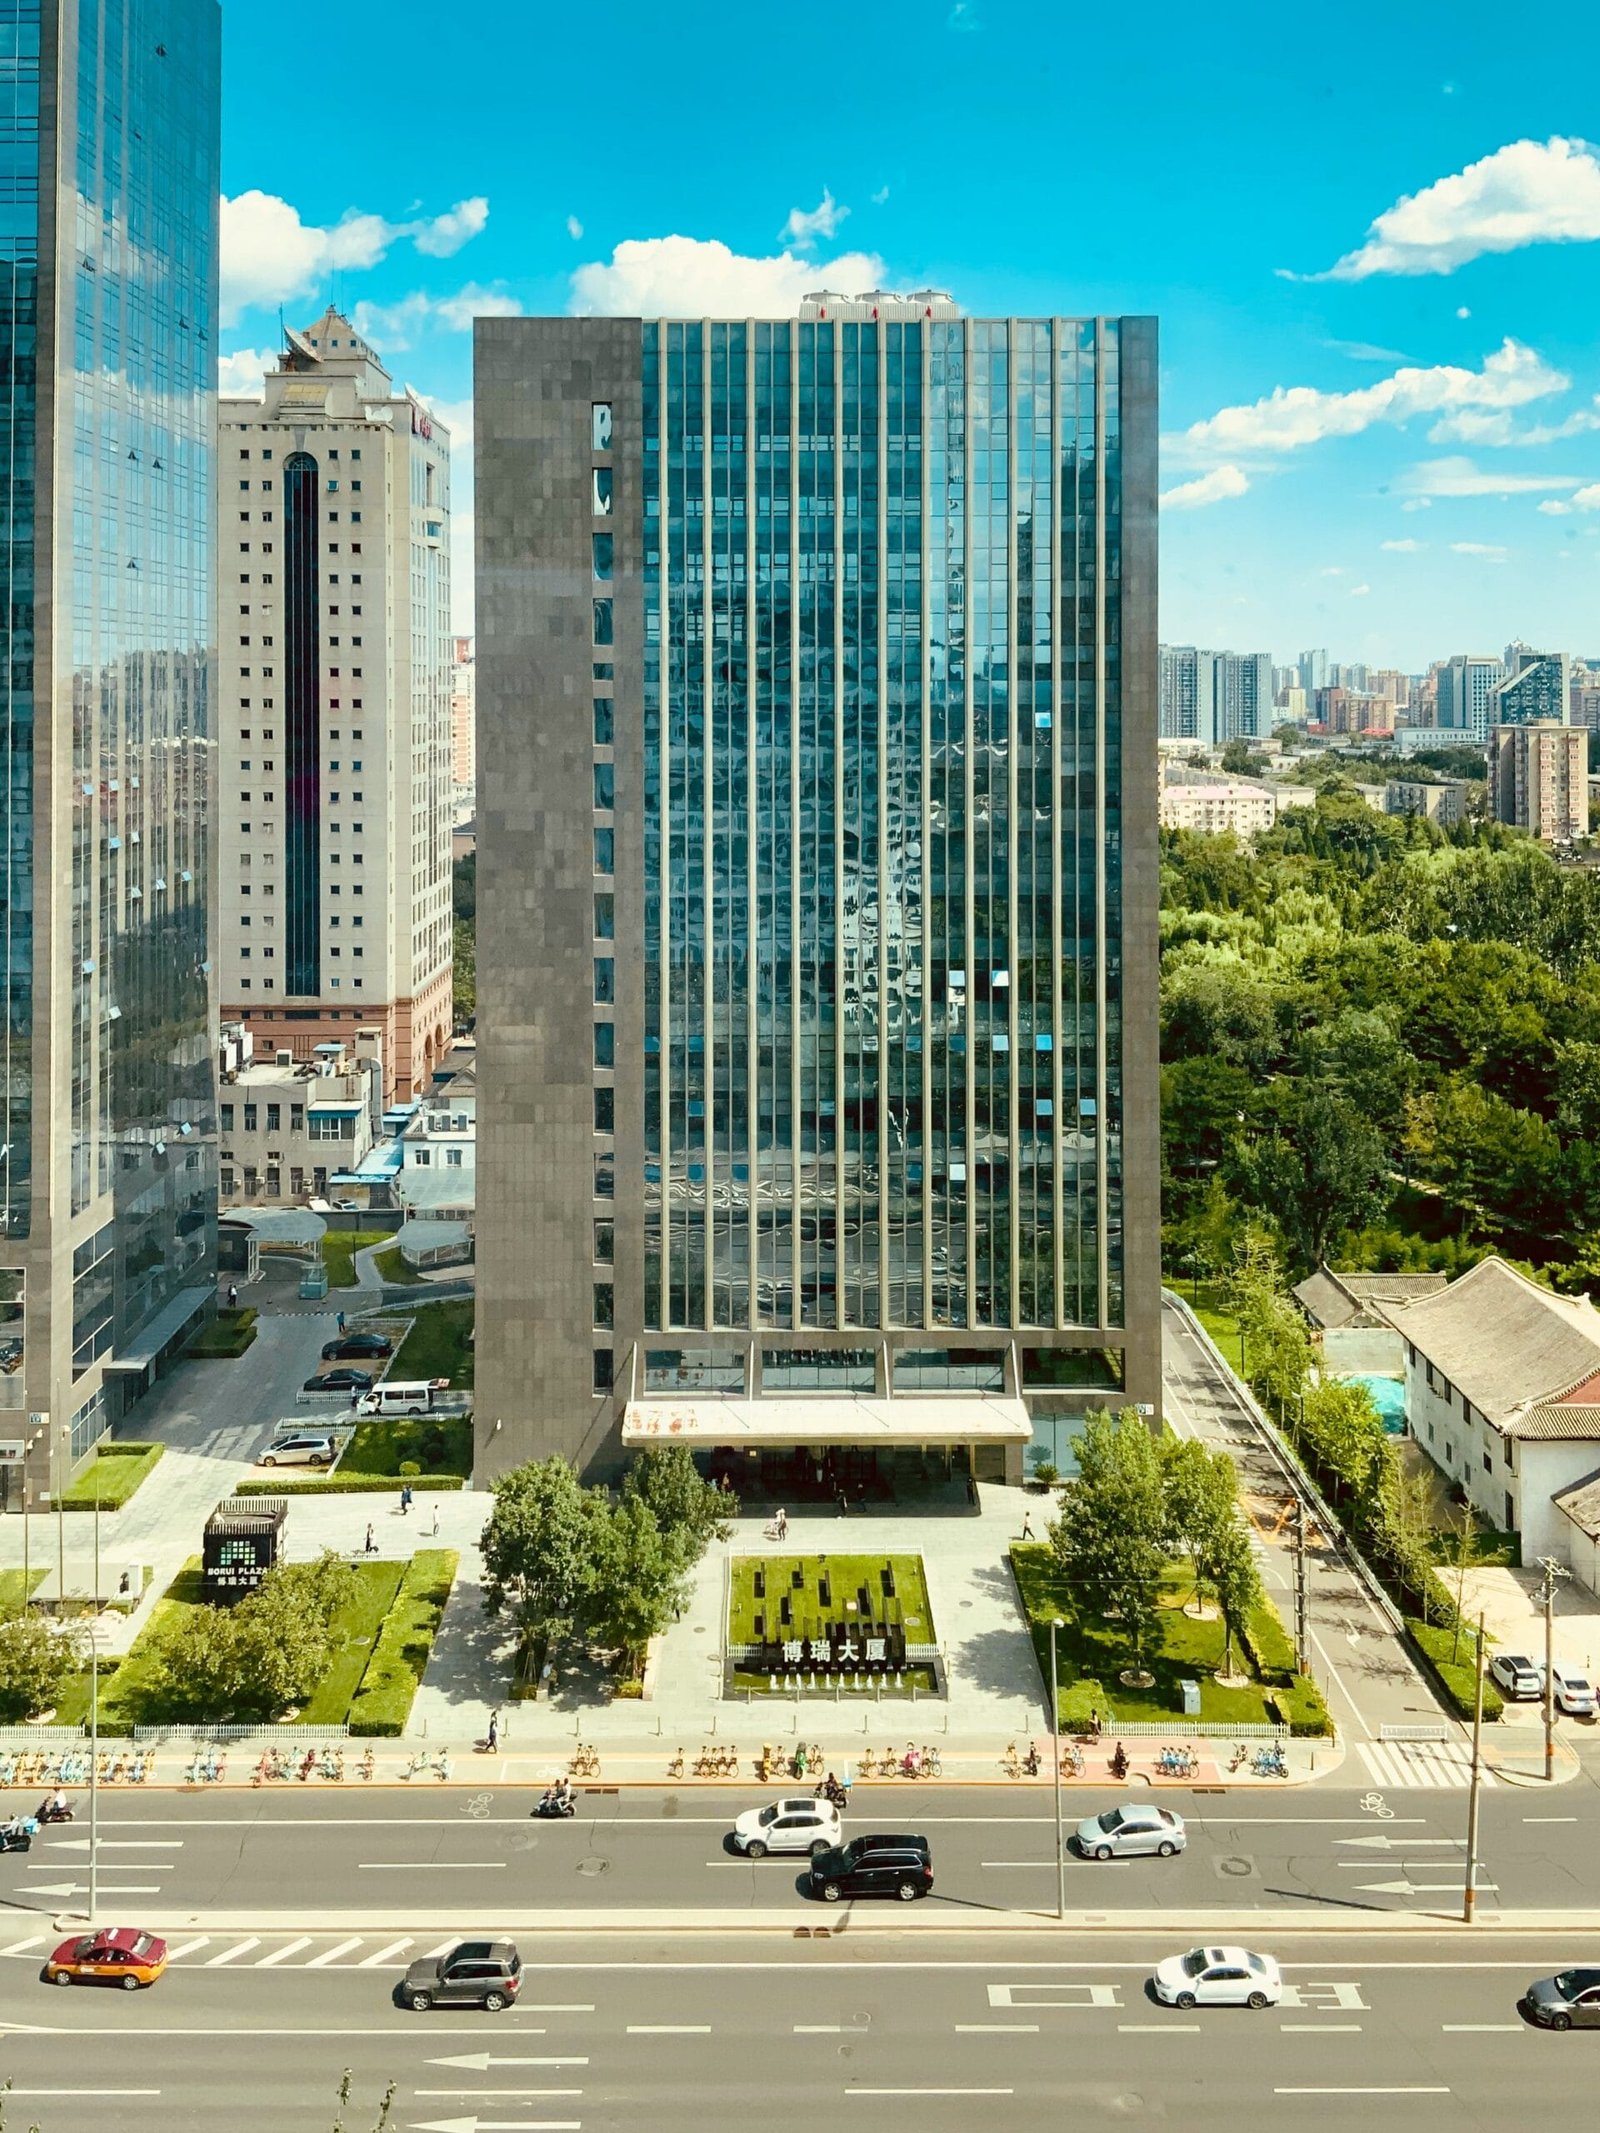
(36, 1797), (74, 1825)
(533, 1787), (576, 1820)
(0, 1814), (39, 1854)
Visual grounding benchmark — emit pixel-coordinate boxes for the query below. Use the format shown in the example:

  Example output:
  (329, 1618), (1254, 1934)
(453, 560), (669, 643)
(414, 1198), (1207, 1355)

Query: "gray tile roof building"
(1387, 1256), (1600, 1435)
(1293, 1265), (1450, 1331)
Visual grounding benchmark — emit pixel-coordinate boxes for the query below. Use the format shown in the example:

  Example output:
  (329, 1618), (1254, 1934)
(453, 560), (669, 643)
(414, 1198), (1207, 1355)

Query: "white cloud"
(1428, 397), (1600, 447)
(352, 283), (520, 351)
(1349, 582), (1372, 596)
(566, 214), (584, 240)
(1319, 565), (1347, 576)
(1159, 464), (1249, 511)
(1171, 339), (1565, 463)
(782, 190), (848, 247)
(1401, 497), (1433, 512)
(871, 185), (891, 207)
(1449, 541), (1507, 558)
(217, 346), (274, 397)
(1380, 537), (1425, 551)
(948, 0), (979, 26)
(220, 189), (491, 324)
(412, 197), (489, 258)
(1398, 454), (1588, 498)
(1294, 137), (1600, 281)
(1538, 482), (1600, 515)
(1457, 305), (1472, 319)
(569, 234), (889, 318)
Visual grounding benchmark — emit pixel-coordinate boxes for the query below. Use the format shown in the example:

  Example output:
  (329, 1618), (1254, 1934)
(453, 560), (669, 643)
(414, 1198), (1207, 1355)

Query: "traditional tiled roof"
(1553, 1467), (1600, 1538)
(1387, 1257), (1600, 1432)
(1293, 1265), (1450, 1331)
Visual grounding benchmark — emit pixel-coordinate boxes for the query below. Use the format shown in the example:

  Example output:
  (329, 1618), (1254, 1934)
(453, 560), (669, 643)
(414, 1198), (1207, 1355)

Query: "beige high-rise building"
(217, 309), (454, 1103)
(451, 635), (476, 825)
(1489, 721), (1587, 843)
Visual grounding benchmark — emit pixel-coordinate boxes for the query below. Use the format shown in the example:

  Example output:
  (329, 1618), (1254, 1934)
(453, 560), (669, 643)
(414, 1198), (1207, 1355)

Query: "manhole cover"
(576, 1856), (612, 1877)
(1215, 1855), (1256, 1880)
(694, 1625), (707, 1634)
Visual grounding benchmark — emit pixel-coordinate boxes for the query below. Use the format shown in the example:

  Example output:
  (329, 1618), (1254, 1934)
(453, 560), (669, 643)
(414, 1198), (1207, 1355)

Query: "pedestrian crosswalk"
(0, 1930), (464, 1972)
(1355, 1739), (1496, 1790)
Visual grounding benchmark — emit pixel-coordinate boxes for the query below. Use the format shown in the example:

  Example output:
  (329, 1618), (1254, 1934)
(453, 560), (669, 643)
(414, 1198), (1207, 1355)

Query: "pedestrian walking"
(487, 1710), (499, 1753)
(336, 1309), (347, 1334)
(227, 1283), (238, 1309)
(430, 1504), (440, 1537)
(775, 1505), (788, 1541)
(349, 1390), (360, 1411)
(364, 1522), (375, 1555)
(1020, 1512), (1035, 1542)
(400, 1482), (413, 1516)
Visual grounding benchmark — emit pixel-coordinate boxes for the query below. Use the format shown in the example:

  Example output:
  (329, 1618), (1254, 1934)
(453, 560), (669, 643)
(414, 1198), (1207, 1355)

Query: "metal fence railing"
(131, 1724), (351, 1745)
(0, 1726), (85, 1748)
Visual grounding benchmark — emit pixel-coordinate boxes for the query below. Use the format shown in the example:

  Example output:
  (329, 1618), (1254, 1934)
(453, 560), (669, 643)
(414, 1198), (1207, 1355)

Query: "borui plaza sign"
(757, 1623), (909, 1679)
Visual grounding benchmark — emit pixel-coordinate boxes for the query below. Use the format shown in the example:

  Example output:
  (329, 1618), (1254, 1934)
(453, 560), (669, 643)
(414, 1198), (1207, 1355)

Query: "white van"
(357, 1380), (442, 1417)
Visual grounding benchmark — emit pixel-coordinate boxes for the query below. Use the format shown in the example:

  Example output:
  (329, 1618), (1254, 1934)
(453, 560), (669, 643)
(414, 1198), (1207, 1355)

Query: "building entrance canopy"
(622, 1392), (1032, 1448)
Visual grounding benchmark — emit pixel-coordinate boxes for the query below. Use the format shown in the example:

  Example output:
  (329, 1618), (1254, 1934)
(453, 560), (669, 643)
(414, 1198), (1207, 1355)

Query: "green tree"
(1161, 1438), (1240, 1611)
(1244, 1082), (1388, 1271)
(1050, 1409), (1169, 1670)
(621, 1444), (734, 1572)
(1210, 1519), (1264, 1678)
(480, 1457), (599, 1652)
(582, 1494), (684, 1673)
(0, 1610), (86, 1723)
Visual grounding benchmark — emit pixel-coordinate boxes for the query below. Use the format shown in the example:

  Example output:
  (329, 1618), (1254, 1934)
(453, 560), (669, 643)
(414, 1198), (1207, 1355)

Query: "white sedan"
(1151, 1946), (1282, 2010)
(730, 1798), (842, 1859)
(1075, 1804), (1186, 1860)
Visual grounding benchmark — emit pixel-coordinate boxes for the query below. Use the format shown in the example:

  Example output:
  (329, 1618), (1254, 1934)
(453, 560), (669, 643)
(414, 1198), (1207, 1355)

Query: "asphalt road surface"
(3, 1781), (1599, 1924)
(0, 1928), (1593, 2131)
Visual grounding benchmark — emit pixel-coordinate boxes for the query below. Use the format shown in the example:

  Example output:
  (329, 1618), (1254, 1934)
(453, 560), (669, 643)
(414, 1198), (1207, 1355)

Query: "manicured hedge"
(186, 1308), (258, 1359)
(1407, 1616), (1504, 1723)
(234, 1474), (466, 1496)
(1242, 1599), (1298, 1687)
(346, 1548), (459, 1736)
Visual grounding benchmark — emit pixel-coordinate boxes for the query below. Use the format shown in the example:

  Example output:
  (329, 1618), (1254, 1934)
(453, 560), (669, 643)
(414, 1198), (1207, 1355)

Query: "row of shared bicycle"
(0, 1748), (153, 1786)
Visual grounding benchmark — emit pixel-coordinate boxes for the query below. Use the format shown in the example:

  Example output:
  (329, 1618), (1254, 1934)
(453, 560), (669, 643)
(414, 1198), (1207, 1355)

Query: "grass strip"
(56, 1442), (165, 1512)
(347, 1548), (459, 1736)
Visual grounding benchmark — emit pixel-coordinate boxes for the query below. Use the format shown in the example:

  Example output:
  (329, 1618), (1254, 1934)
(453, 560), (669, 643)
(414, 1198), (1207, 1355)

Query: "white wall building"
(1158, 780), (1277, 835)
(217, 308), (454, 1103)
(1387, 1258), (1600, 1580)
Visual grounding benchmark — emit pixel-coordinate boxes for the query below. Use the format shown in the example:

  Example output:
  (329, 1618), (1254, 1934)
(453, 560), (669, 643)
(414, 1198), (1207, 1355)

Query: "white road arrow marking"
(1356, 1877), (1496, 1895)
(53, 1839), (183, 1851)
(427, 2057), (588, 2072)
(1335, 1835), (1463, 1850)
(19, 1881), (161, 1897)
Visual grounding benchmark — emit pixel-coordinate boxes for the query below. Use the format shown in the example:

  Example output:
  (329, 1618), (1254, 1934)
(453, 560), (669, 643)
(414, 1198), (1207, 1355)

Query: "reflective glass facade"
(640, 316), (1136, 1340)
(5, 0), (218, 1479)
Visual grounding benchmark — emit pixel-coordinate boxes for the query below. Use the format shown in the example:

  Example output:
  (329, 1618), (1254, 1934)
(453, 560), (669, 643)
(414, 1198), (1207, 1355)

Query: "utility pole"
(1537, 1556), (1570, 1784)
(1050, 1618), (1066, 1922)
(1463, 1610), (1486, 1924)
(1292, 1499), (1309, 1676)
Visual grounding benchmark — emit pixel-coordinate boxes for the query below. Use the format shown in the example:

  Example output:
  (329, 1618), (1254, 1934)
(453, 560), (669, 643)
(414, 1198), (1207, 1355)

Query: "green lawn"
(52, 1558), (208, 1728)
(57, 1442), (164, 1512)
(185, 1307), (258, 1359)
(338, 1416), (473, 1479)
(321, 1230), (392, 1288)
(373, 1245), (424, 1286)
(728, 1553), (936, 1694)
(348, 1549), (459, 1735)
(1010, 1544), (1326, 1730)
(0, 1567), (46, 1616)
(299, 1561), (406, 1724)
(384, 1298), (474, 1387)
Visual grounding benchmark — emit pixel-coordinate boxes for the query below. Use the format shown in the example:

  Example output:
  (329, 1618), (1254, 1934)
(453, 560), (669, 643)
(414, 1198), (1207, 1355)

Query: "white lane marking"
(955, 2023), (1039, 2032)
(1275, 2088), (1449, 2097)
(205, 1938), (262, 1966)
(1356, 1741), (1494, 1790)
(1118, 2023), (1198, 2033)
(359, 1938), (415, 1967)
(626, 2023), (710, 2034)
(4, 2091), (160, 2099)
(980, 1860), (1053, 1868)
(847, 2090), (1013, 2098)
(306, 1936), (365, 1967)
(1442, 2023), (1523, 2032)
(429, 2057), (585, 2071)
(1522, 1816), (1578, 1824)
(358, 1861), (508, 1871)
(54, 1839), (183, 1850)
(1281, 2023), (1362, 2032)
(257, 1937), (315, 1967)
(0, 1937), (45, 1957)
(519, 2005), (596, 2013)
(162, 1937), (211, 1963)
(412, 2094), (584, 2100)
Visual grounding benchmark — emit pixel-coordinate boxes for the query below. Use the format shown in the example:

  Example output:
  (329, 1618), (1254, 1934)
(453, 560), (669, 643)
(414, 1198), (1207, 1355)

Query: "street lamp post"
(1050, 1617), (1066, 1921)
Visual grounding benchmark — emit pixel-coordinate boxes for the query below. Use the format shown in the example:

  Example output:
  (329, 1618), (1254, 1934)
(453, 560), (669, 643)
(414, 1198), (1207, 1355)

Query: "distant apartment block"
(1385, 779), (1468, 827)
(217, 311), (455, 1103)
(1489, 721), (1587, 842)
(451, 635), (476, 825)
(216, 1025), (385, 1207)
(1490, 647), (1571, 731)
(1436, 653), (1509, 738)
(1159, 645), (1271, 744)
(1159, 780), (1277, 835)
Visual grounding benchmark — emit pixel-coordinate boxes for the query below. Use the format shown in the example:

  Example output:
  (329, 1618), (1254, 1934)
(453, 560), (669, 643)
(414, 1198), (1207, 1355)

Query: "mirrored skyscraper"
(475, 300), (1159, 1480)
(1, 0), (220, 1507)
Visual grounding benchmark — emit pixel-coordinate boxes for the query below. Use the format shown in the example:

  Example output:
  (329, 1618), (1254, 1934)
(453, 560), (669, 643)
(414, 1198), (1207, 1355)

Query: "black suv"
(401, 1939), (522, 2011)
(808, 1833), (933, 1903)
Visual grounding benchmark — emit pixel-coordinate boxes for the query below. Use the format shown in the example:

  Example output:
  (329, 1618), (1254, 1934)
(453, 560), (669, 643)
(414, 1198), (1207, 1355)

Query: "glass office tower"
(1, 0), (220, 1510)
(476, 300), (1158, 1481)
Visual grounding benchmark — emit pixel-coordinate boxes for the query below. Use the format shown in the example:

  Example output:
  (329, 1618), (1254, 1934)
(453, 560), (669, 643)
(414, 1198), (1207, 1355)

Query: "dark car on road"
(321, 1333), (394, 1361)
(401, 1939), (522, 2012)
(807, 1833), (933, 1903)
(1522, 1969), (1600, 2029)
(305, 1367), (375, 1393)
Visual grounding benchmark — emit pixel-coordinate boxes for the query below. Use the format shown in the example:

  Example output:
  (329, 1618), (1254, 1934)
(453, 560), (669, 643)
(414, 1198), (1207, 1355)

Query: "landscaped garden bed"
(57, 1442), (164, 1512)
(379, 1298), (474, 1386)
(727, 1552), (938, 1694)
(347, 1549), (459, 1734)
(233, 1415), (471, 1495)
(185, 1307), (258, 1359)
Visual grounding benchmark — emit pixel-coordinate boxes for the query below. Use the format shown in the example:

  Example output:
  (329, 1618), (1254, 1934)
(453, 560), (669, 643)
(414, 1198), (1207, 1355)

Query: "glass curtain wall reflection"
(641, 312), (1127, 1342)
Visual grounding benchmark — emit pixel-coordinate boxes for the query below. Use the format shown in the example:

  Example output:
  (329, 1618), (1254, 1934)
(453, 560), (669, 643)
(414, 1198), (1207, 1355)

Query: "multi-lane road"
(2, 1781), (1598, 1925)
(0, 1928), (1594, 2131)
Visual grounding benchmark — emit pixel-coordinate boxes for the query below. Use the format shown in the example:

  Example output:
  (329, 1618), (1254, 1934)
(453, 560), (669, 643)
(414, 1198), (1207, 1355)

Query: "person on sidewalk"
(1020, 1513), (1035, 1543)
(364, 1522), (376, 1556)
(336, 1309), (347, 1335)
(399, 1482), (414, 1516)
(227, 1283), (238, 1309)
(487, 1710), (499, 1753)
(775, 1506), (788, 1540)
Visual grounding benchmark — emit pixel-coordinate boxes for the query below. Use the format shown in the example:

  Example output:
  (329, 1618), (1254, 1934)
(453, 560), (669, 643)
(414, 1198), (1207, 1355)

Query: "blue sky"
(221, 0), (1600, 661)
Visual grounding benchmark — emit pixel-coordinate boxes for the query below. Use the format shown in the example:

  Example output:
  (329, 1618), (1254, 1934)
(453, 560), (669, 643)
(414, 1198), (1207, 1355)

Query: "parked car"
(1521, 1968), (1600, 2029)
(401, 1939), (522, 2012)
(45, 1927), (168, 1990)
(305, 1368), (375, 1394)
(257, 1434), (336, 1469)
(1490, 1652), (1543, 1700)
(320, 1333), (393, 1362)
(1075, 1803), (1187, 1860)
(1151, 1947), (1282, 2010)
(731, 1798), (841, 1858)
(0, 1338), (22, 1373)
(807, 1833), (932, 1903)
(1547, 1666), (1598, 1719)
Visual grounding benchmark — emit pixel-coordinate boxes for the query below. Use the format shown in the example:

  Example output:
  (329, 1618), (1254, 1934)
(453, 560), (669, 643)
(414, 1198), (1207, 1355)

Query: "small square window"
(592, 466), (613, 517)
(593, 763), (615, 811)
(594, 1219), (614, 1264)
(593, 1346), (614, 1393)
(593, 957), (615, 1005)
(594, 828), (614, 875)
(593, 1281), (614, 1330)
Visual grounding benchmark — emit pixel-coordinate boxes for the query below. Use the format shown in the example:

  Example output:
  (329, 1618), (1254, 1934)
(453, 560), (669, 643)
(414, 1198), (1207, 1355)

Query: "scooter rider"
(40, 1789), (70, 1823)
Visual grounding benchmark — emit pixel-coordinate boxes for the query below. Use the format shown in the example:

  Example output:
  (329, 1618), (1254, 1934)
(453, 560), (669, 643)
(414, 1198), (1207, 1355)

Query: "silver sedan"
(1074, 1803), (1187, 1860)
